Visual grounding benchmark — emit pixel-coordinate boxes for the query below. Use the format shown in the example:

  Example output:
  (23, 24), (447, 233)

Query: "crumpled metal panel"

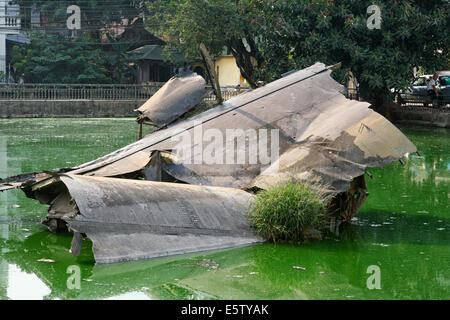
(0, 62), (419, 264)
(57, 175), (261, 264)
(0, 172), (52, 192)
(63, 62), (416, 194)
(0, 184), (19, 192)
(136, 74), (206, 128)
(84, 151), (150, 177)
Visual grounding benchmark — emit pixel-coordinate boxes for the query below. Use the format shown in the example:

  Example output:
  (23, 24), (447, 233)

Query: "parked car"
(394, 71), (450, 107)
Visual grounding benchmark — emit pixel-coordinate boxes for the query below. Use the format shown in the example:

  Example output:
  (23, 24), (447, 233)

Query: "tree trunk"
(227, 38), (259, 89)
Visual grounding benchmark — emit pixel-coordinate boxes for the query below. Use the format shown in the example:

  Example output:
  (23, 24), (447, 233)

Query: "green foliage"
(145, 0), (262, 87)
(13, 33), (109, 83)
(145, 0), (449, 103)
(10, 0), (143, 84)
(249, 182), (332, 243)
(13, 0), (142, 30)
(12, 32), (139, 84)
(249, 0), (449, 104)
(146, 0), (252, 59)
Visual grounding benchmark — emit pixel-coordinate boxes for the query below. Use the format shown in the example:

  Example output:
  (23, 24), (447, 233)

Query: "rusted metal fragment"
(66, 63), (335, 176)
(328, 175), (369, 222)
(0, 184), (19, 192)
(1, 62), (418, 222)
(136, 74), (206, 128)
(85, 151), (151, 177)
(66, 63), (416, 195)
(28, 175), (261, 264)
(0, 172), (52, 192)
(251, 108), (417, 192)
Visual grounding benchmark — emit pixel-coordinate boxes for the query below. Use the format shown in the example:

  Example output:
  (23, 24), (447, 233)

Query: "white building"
(0, 0), (20, 78)
(0, 0), (38, 82)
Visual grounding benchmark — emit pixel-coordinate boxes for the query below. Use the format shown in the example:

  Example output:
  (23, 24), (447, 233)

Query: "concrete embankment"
(0, 100), (147, 118)
(391, 105), (450, 128)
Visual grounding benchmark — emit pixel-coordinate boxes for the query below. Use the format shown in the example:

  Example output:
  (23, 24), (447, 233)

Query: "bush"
(249, 181), (332, 243)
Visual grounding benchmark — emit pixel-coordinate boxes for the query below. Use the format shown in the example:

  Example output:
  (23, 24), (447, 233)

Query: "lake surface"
(0, 119), (448, 300)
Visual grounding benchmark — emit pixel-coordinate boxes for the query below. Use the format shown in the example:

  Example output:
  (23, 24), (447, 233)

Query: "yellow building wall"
(215, 56), (246, 87)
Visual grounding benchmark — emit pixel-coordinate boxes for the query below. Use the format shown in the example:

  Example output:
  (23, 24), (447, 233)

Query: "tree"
(12, 33), (110, 83)
(145, 0), (449, 107)
(10, 1), (147, 83)
(252, 0), (449, 108)
(14, 0), (143, 32)
(145, 0), (263, 88)
(12, 32), (143, 83)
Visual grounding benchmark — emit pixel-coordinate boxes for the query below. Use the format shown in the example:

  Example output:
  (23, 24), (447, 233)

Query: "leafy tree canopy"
(145, 0), (449, 104)
(146, 0), (262, 87)
(13, 0), (143, 30)
(10, 1), (145, 83)
(12, 32), (138, 84)
(253, 0), (449, 103)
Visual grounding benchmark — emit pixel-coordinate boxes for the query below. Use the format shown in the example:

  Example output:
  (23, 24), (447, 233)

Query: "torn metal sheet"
(0, 172), (52, 192)
(62, 62), (416, 194)
(29, 175), (261, 264)
(85, 151), (151, 177)
(0, 62), (418, 263)
(136, 73), (206, 128)
(2, 63), (417, 212)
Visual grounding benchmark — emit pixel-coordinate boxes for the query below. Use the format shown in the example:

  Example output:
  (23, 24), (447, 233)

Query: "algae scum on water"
(0, 119), (449, 299)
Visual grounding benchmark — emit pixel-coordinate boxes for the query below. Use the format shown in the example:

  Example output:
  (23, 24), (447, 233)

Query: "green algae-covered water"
(0, 119), (448, 300)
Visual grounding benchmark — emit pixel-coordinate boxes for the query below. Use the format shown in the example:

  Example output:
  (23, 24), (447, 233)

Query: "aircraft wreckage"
(0, 63), (417, 264)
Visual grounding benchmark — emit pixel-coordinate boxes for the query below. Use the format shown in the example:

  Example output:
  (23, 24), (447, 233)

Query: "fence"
(346, 88), (360, 101)
(204, 86), (249, 102)
(0, 83), (247, 102)
(0, 83), (164, 101)
(0, 82), (385, 106)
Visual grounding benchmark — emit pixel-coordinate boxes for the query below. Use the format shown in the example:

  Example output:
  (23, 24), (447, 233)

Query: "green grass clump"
(249, 182), (331, 243)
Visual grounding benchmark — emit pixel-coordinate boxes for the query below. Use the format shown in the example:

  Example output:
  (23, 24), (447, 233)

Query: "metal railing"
(396, 93), (450, 108)
(346, 88), (360, 101)
(204, 86), (250, 101)
(0, 83), (248, 101)
(0, 82), (386, 105)
(0, 83), (164, 101)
